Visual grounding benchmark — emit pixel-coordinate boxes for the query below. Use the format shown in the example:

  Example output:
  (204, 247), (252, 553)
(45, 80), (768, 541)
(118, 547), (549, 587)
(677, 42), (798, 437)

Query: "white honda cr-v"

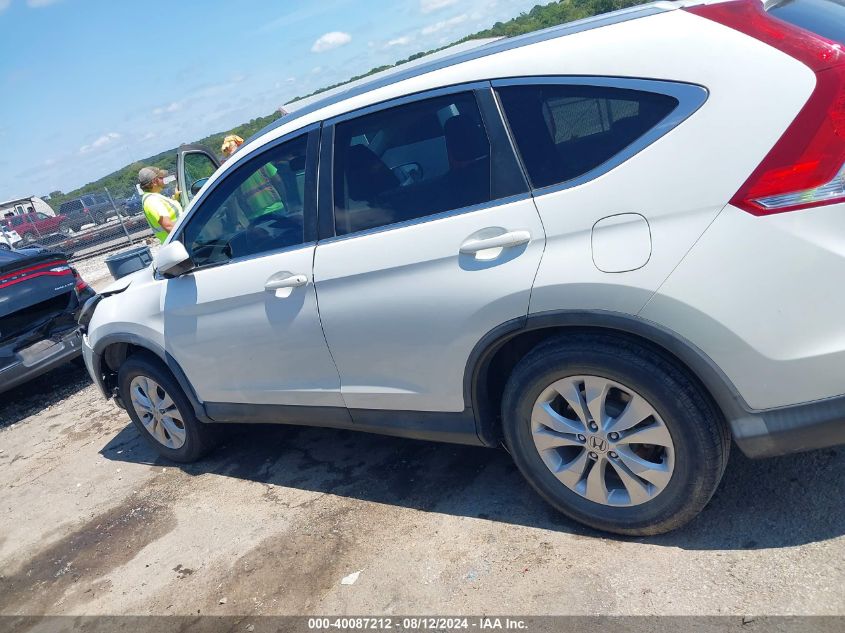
(81, 0), (845, 534)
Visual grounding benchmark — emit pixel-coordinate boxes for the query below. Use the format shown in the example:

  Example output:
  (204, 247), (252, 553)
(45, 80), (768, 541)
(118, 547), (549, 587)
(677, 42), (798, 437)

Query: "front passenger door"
(162, 127), (343, 410)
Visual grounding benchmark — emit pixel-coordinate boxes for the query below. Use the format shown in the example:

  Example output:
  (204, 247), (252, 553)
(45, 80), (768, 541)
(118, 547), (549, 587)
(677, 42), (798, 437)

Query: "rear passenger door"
(313, 84), (545, 414)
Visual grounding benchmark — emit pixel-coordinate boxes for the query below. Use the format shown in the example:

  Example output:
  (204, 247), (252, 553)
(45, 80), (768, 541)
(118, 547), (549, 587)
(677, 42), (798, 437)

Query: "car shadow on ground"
(101, 421), (844, 551)
(0, 362), (92, 429)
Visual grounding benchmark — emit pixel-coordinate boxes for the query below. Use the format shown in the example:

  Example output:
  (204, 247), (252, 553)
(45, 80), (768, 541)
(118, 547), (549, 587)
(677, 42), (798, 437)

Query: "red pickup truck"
(2, 212), (72, 245)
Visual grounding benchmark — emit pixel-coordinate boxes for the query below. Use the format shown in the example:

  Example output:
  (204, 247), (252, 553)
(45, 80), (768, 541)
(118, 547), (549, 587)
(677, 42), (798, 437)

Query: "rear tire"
(0, 243), (9, 250)
(501, 333), (729, 535)
(118, 353), (216, 463)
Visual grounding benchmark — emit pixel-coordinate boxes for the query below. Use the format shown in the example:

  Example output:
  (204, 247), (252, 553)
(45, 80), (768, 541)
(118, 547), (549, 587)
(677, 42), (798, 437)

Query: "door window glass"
(181, 135), (309, 268)
(333, 92), (492, 236)
(496, 84), (679, 189)
(184, 152), (219, 201)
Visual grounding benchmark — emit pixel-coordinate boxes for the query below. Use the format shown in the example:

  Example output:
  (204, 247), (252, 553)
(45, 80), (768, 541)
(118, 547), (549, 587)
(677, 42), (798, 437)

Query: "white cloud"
(420, 0), (457, 14)
(386, 35), (412, 47)
(152, 101), (182, 115)
(421, 13), (468, 35)
(311, 31), (351, 53)
(79, 132), (120, 154)
(141, 132), (156, 141)
(44, 158), (56, 166)
(27, 0), (63, 6)
(0, 0), (10, 12)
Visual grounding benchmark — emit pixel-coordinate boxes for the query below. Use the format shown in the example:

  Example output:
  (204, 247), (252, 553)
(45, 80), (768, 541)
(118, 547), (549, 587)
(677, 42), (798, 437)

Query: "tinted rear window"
(768, 0), (845, 43)
(497, 84), (678, 190)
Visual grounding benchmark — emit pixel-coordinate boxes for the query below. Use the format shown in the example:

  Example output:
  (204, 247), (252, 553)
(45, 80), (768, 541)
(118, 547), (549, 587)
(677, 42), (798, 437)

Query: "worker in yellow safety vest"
(221, 135), (285, 222)
(138, 167), (182, 243)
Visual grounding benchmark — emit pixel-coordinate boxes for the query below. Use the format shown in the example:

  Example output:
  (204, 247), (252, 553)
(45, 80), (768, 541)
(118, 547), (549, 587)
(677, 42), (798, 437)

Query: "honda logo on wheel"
(588, 436), (608, 453)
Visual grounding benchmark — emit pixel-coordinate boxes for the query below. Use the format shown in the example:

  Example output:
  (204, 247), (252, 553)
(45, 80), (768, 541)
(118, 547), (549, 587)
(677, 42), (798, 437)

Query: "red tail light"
(71, 266), (89, 292)
(687, 0), (845, 215)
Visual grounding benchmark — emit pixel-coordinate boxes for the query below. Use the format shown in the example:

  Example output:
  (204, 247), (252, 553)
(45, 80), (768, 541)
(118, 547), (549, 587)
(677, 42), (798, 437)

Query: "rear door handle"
(265, 272), (308, 291)
(459, 230), (531, 255)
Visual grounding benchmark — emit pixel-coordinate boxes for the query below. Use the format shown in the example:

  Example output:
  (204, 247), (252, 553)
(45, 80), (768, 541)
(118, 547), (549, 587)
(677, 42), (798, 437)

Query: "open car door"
(176, 144), (220, 209)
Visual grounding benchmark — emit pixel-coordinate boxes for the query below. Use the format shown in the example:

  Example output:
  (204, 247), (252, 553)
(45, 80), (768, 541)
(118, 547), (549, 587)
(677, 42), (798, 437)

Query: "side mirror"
(156, 240), (194, 278)
(190, 178), (209, 196)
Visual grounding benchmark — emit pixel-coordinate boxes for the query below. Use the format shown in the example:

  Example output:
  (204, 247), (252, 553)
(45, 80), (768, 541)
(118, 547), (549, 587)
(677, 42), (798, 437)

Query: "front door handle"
(265, 272), (308, 291)
(460, 230), (531, 255)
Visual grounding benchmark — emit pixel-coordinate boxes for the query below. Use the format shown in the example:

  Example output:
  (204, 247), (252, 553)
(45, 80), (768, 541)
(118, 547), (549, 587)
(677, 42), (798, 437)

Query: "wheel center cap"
(587, 435), (608, 454)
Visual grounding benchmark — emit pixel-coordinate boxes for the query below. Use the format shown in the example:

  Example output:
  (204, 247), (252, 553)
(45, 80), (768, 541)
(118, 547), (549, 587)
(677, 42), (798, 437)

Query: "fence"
(1, 187), (154, 262)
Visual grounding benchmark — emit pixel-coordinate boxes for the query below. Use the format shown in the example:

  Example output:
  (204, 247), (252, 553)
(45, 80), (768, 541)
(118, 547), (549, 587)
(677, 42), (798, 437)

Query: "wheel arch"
(465, 310), (750, 447)
(93, 334), (211, 422)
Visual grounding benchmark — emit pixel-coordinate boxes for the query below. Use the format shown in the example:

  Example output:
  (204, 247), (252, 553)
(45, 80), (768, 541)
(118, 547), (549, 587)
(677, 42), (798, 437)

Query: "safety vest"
(241, 164), (284, 220)
(142, 192), (182, 243)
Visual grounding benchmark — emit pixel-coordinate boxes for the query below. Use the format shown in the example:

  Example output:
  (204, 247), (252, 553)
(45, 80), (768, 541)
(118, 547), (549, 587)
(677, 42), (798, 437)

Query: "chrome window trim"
(248, 3), (669, 145)
(318, 192), (533, 246)
(491, 76), (709, 196)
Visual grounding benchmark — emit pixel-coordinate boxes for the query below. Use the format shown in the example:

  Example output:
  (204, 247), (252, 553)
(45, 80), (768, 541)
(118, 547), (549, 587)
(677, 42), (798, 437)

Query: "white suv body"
(82, 0), (845, 534)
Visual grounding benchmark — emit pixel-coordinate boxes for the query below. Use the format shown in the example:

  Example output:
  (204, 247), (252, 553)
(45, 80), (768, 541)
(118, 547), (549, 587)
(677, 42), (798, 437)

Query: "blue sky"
(0, 0), (543, 199)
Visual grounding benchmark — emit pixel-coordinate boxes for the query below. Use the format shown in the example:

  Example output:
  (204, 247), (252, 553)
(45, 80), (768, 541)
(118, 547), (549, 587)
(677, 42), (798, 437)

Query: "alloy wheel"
(129, 375), (187, 449)
(531, 375), (675, 507)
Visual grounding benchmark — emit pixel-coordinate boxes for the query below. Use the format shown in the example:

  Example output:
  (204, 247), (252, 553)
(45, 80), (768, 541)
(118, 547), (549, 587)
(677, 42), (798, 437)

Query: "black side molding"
(204, 402), (483, 447)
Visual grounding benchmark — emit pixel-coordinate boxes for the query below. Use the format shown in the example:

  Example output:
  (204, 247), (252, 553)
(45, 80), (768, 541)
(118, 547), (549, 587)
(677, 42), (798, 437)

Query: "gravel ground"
(0, 361), (843, 618)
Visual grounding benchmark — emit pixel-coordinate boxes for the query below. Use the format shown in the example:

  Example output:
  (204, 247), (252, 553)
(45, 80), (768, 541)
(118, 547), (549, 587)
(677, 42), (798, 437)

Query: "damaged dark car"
(0, 247), (95, 394)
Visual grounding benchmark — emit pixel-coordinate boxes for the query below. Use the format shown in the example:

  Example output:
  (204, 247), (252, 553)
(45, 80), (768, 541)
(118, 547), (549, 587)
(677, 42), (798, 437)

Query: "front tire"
(502, 334), (729, 536)
(118, 353), (216, 463)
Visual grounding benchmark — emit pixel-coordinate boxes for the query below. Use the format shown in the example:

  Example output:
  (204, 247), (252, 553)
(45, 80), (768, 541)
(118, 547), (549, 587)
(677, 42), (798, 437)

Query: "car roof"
(246, 1), (676, 146)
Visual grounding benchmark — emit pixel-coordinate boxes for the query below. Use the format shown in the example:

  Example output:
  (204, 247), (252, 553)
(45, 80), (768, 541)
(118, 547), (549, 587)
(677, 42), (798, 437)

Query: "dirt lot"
(1, 356), (844, 618)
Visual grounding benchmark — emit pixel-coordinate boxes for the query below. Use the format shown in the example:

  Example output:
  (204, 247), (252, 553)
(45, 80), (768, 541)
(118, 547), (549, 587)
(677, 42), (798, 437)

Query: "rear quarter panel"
(520, 10), (815, 316)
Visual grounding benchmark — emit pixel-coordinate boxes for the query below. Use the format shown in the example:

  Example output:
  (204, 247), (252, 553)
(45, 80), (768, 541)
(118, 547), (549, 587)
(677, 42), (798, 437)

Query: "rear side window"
(768, 0), (845, 43)
(496, 84), (678, 189)
(332, 91), (492, 236)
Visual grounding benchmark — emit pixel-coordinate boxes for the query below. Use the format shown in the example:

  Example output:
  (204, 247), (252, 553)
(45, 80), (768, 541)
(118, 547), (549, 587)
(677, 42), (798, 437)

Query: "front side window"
(496, 84), (679, 189)
(333, 91), (492, 236)
(181, 134), (309, 268)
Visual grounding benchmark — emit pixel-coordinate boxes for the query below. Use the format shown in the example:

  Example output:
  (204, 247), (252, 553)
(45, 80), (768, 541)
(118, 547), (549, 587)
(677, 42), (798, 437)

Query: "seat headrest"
(344, 144), (400, 202)
(444, 115), (489, 164)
